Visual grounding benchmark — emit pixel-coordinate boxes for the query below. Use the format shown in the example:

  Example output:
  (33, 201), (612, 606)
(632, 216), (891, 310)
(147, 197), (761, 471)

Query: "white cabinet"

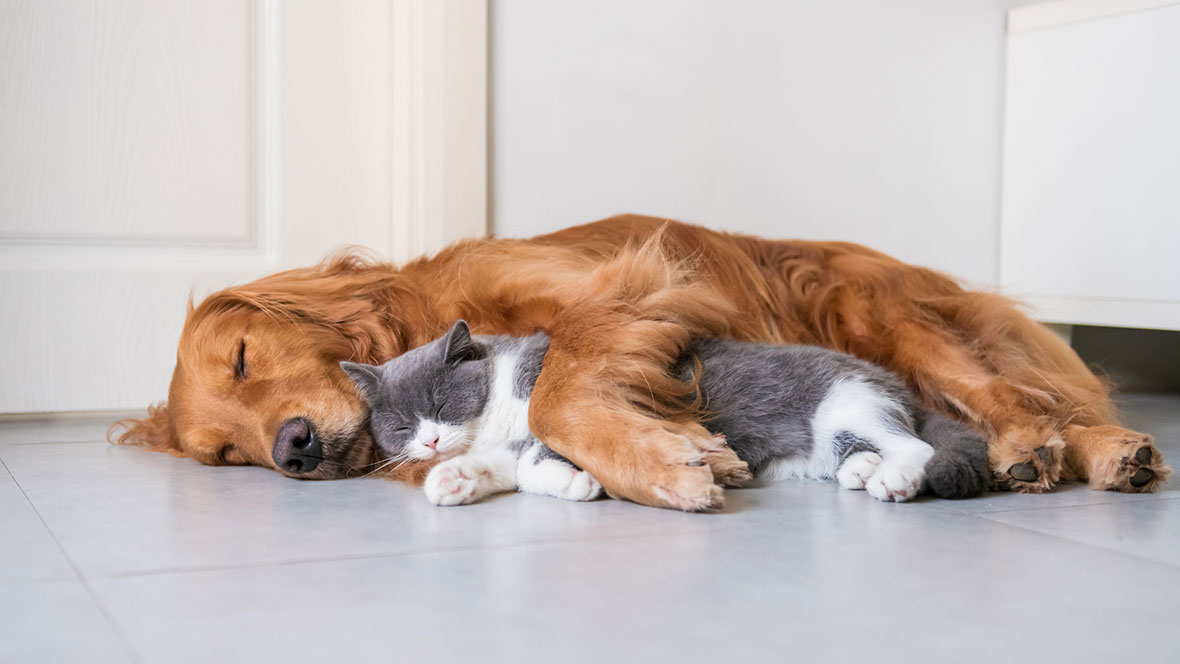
(1002, 0), (1180, 331)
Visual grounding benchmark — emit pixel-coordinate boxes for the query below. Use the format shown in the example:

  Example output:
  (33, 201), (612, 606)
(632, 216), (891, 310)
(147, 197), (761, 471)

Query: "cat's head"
(341, 320), (491, 462)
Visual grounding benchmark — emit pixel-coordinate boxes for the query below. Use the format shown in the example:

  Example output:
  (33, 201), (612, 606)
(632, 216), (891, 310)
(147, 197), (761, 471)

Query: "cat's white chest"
(470, 352), (532, 449)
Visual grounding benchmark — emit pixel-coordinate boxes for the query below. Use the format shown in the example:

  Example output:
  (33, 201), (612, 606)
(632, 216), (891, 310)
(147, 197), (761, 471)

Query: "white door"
(0, 0), (487, 413)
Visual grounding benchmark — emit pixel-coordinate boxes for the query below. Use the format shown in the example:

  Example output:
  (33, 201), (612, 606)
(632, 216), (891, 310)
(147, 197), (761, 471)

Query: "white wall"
(492, 0), (1033, 287)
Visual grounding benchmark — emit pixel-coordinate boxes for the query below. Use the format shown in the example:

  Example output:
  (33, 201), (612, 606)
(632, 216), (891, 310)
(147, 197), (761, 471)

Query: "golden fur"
(112, 215), (1169, 510)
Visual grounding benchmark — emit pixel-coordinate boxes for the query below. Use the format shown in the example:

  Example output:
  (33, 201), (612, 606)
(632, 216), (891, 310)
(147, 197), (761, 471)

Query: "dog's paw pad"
(1106, 440), (1170, 492)
(992, 437), (1064, 494)
(1008, 462), (1038, 482)
(1129, 467), (1155, 487)
(1134, 446), (1154, 466)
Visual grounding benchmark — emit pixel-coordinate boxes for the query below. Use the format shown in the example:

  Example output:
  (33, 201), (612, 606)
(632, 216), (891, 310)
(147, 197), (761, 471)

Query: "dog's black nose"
(272, 417), (322, 474)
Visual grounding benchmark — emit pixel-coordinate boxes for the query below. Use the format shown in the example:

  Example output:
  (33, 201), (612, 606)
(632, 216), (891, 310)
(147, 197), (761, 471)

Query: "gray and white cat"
(342, 323), (601, 505)
(342, 321), (988, 506)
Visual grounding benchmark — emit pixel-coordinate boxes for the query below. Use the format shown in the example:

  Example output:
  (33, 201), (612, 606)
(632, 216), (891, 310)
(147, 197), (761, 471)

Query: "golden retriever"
(112, 215), (1169, 510)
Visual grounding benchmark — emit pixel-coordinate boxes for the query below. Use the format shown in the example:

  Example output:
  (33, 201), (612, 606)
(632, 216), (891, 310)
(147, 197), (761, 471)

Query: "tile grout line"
(78, 523), (739, 582)
(930, 492), (1180, 516)
(962, 510), (1180, 571)
(74, 492), (1180, 582)
(0, 456), (145, 664)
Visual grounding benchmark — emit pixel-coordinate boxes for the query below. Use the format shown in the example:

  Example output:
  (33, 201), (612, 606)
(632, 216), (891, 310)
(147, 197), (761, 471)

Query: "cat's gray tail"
(917, 410), (990, 499)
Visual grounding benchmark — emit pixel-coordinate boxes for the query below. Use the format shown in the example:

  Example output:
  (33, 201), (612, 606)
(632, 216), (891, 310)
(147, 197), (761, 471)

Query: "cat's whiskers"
(386, 456), (417, 475)
(358, 452), (409, 478)
(351, 454), (400, 471)
(355, 458), (392, 478)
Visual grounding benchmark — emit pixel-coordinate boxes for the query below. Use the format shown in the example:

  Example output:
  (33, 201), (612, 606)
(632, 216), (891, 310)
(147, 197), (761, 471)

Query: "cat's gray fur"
(344, 321), (989, 505)
(676, 338), (988, 499)
(343, 323), (595, 505)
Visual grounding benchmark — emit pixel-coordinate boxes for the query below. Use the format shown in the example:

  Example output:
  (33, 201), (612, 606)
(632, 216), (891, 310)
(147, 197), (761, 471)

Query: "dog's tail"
(919, 410), (990, 499)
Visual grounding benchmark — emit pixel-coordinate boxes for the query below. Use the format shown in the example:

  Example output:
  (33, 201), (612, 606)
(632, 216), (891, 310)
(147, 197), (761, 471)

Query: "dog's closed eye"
(234, 340), (247, 380)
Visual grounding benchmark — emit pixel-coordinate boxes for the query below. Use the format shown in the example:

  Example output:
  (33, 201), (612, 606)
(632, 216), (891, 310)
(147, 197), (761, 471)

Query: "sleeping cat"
(342, 320), (988, 506)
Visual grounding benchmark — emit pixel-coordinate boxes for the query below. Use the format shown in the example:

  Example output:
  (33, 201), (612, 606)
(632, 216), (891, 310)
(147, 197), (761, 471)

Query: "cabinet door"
(1002, 0), (1180, 330)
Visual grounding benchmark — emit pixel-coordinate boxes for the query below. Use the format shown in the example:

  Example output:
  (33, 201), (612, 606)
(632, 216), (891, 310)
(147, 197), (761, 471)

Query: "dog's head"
(111, 253), (437, 480)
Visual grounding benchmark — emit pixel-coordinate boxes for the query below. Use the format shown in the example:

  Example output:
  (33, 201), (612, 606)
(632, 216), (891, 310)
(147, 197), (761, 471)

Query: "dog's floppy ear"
(340, 361), (382, 402)
(108, 403), (182, 456)
(442, 320), (481, 365)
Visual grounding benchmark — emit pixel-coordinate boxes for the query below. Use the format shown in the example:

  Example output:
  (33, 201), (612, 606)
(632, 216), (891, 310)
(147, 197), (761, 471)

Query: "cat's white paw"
(518, 457), (604, 502)
(424, 460), (479, 506)
(564, 469), (603, 501)
(865, 461), (924, 503)
(836, 451), (882, 490)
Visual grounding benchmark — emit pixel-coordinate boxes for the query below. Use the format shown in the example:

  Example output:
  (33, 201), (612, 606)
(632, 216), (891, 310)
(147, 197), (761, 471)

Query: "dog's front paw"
(424, 460), (479, 506)
(646, 429), (726, 511)
(703, 432), (753, 487)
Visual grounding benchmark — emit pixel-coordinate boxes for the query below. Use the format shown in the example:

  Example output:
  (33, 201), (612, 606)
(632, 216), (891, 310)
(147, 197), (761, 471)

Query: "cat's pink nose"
(425, 436), (439, 450)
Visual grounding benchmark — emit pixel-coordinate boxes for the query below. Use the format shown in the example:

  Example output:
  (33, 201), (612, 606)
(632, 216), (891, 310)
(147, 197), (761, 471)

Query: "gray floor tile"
(0, 459), (76, 584)
(90, 508), (1179, 664)
(1, 442), (790, 579)
(929, 482), (1175, 515)
(0, 411), (136, 446)
(978, 498), (1180, 567)
(4, 393), (1178, 663)
(0, 581), (130, 663)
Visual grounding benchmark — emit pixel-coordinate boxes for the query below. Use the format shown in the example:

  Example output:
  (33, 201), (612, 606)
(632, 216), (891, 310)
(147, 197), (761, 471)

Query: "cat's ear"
(442, 320), (480, 365)
(340, 361), (382, 402)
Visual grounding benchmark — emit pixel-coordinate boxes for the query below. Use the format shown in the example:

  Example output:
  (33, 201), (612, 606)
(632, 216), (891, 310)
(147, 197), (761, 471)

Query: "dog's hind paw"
(1067, 425), (1170, 493)
(991, 426), (1064, 494)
